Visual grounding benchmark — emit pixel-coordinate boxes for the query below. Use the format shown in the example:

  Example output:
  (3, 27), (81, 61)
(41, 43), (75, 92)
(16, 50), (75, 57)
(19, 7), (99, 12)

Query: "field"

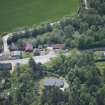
(0, 0), (79, 32)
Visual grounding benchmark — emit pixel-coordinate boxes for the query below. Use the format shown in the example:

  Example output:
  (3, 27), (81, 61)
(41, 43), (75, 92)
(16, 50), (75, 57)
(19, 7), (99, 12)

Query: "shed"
(44, 79), (64, 87)
(11, 51), (21, 59)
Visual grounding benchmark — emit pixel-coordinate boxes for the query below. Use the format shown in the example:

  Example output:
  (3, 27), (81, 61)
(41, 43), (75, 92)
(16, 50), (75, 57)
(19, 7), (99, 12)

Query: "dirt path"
(84, 0), (89, 9)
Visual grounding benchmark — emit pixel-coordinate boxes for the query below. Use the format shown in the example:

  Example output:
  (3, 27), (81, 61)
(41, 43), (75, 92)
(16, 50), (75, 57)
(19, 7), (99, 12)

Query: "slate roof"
(44, 79), (64, 87)
(11, 51), (21, 56)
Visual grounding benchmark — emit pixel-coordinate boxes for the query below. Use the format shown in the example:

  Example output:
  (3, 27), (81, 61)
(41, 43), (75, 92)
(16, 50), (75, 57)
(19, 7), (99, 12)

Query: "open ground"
(0, 0), (79, 32)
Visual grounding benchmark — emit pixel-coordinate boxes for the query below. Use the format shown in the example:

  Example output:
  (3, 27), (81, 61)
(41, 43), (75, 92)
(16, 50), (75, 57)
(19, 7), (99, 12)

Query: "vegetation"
(2, 0), (105, 105)
(2, 50), (105, 105)
(0, 0), (79, 32)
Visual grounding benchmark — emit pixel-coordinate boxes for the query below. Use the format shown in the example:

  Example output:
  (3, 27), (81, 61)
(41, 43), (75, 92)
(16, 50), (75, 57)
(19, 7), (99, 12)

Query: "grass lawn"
(96, 62), (105, 69)
(0, 0), (79, 32)
(94, 51), (105, 60)
(96, 62), (105, 75)
(22, 51), (33, 59)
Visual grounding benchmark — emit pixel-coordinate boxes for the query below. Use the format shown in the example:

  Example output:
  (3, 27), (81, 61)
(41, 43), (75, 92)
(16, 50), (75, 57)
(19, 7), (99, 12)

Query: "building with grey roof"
(10, 51), (22, 59)
(44, 79), (64, 87)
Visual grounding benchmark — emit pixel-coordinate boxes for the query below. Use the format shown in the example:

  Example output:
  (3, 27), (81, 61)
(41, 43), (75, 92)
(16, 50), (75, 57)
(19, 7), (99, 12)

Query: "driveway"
(84, 0), (89, 9)
(2, 33), (12, 54)
(0, 50), (57, 68)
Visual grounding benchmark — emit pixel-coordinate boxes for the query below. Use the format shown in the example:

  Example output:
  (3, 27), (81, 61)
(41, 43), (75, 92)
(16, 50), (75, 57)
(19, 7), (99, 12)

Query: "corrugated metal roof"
(44, 79), (64, 87)
(11, 51), (21, 56)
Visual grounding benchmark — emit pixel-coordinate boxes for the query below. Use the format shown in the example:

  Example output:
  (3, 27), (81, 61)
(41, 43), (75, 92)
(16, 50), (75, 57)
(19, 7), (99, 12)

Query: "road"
(0, 50), (57, 69)
(2, 33), (12, 54)
(84, 0), (89, 9)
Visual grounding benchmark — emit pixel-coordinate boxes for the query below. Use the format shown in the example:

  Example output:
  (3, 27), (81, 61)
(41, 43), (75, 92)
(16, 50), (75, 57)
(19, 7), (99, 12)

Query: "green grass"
(96, 62), (105, 69)
(94, 51), (105, 60)
(22, 51), (33, 59)
(96, 62), (105, 75)
(0, 0), (79, 32)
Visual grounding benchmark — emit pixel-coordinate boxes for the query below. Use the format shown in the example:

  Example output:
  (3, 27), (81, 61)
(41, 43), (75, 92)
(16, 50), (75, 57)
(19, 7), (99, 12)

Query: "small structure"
(38, 45), (43, 51)
(47, 47), (53, 51)
(9, 43), (18, 51)
(11, 51), (22, 59)
(0, 63), (12, 71)
(33, 48), (40, 56)
(25, 43), (33, 52)
(49, 44), (65, 49)
(44, 79), (64, 87)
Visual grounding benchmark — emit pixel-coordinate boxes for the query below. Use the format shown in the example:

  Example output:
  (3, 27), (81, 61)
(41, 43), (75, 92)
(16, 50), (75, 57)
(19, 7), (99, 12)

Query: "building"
(44, 79), (64, 87)
(25, 43), (33, 52)
(33, 48), (40, 56)
(9, 43), (18, 51)
(0, 91), (9, 105)
(49, 44), (65, 49)
(11, 51), (22, 59)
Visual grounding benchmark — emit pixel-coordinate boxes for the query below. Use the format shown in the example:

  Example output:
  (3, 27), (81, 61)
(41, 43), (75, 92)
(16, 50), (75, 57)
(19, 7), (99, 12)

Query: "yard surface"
(0, 0), (79, 32)
(96, 62), (105, 70)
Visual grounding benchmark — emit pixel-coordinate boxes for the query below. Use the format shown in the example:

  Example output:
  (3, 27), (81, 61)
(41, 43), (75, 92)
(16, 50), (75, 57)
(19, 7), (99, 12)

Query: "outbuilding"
(11, 51), (22, 59)
(44, 79), (64, 87)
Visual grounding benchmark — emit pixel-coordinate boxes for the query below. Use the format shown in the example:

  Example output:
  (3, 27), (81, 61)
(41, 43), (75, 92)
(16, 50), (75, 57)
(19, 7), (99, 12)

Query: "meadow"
(0, 0), (79, 32)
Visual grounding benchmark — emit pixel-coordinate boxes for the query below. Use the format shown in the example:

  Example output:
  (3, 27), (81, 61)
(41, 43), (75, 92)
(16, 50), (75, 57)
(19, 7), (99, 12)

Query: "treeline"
(7, 24), (53, 45)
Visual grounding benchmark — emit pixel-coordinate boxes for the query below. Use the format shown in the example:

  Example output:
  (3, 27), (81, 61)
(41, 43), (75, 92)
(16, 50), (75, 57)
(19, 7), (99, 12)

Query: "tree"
(79, 22), (89, 33)
(29, 57), (37, 71)
(96, 85), (105, 105)
(41, 86), (68, 105)
(29, 58), (43, 78)
(9, 65), (40, 105)
(64, 25), (74, 37)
